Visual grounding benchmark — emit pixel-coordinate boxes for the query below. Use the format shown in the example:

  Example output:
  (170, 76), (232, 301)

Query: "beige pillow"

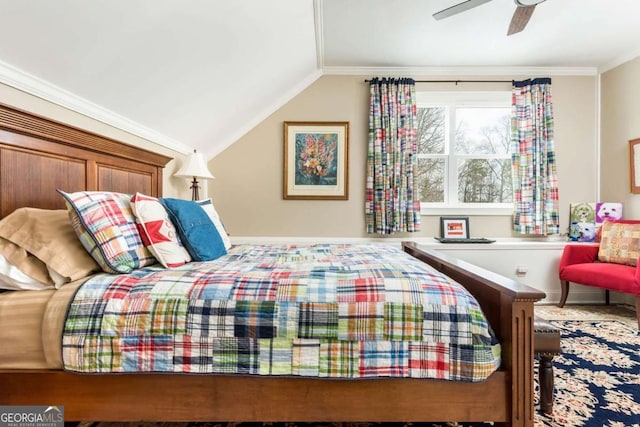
(597, 221), (640, 266)
(0, 208), (100, 285)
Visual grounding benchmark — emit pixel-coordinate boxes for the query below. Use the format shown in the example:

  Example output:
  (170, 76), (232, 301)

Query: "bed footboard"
(402, 241), (546, 427)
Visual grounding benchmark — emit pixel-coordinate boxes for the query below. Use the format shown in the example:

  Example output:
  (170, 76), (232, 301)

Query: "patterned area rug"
(79, 305), (639, 427)
(532, 305), (639, 427)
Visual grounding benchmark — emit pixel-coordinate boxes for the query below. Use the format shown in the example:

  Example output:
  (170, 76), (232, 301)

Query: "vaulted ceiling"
(0, 0), (638, 159)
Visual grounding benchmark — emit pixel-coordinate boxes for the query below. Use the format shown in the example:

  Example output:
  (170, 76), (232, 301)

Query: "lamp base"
(189, 177), (200, 201)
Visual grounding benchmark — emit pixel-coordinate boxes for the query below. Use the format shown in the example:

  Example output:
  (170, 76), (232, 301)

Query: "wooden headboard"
(0, 103), (172, 218)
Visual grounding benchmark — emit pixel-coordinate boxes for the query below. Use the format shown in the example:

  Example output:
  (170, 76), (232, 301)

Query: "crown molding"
(208, 68), (323, 159)
(0, 59), (191, 155)
(598, 50), (640, 74)
(322, 65), (598, 77)
(313, 0), (325, 69)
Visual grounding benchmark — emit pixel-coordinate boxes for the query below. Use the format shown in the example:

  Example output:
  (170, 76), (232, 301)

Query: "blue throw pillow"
(159, 198), (227, 262)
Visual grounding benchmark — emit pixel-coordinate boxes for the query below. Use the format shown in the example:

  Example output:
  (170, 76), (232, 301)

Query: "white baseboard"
(542, 290), (608, 306)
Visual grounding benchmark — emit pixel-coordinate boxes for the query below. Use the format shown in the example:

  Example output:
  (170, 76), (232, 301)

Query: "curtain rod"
(364, 79), (511, 84)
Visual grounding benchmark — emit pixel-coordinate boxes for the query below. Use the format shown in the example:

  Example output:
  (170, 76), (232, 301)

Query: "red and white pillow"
(130, 193), (191, 268)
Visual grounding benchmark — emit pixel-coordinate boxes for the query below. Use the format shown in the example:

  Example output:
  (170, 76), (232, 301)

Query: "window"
(415, 91), (512, 214)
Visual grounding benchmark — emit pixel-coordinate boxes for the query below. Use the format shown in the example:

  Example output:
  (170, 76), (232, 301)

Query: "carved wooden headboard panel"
(0, 103), (172, 218)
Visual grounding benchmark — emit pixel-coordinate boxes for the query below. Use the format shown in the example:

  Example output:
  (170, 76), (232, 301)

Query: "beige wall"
(0, 82), (188, 198)
(600, 57), (640, 218)
(211, 74), (598, 238)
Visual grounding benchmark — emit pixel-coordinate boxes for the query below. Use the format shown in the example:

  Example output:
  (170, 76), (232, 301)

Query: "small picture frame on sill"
(440, 217), (470, 239)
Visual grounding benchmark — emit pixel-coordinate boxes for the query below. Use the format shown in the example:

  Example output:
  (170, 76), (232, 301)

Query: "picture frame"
(629, 138), (640, 194)
(284, 121), (349, 200)
(440, 216), (470, 239)
(569, 202), (596, 242)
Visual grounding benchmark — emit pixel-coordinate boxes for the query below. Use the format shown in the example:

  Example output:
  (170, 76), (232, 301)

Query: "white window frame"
(416, 91), (513, 216)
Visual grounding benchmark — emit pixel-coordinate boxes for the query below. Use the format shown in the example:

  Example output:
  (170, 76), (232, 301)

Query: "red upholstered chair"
(558, 242), (640, 328)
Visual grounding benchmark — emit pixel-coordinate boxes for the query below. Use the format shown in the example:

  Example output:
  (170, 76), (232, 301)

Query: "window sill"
(421, 207), (513, 216)
(411, 237), (569, 250)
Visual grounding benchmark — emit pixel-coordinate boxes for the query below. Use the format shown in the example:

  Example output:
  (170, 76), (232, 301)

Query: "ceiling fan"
(433, 0), (547, 36)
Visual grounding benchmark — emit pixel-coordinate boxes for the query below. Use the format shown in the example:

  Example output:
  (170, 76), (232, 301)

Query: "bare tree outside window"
(416, 101), (512, 206)
(415, 107), (446, 203)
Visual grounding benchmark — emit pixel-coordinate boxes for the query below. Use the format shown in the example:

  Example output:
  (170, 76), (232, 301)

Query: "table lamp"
(174, 149), (215, 200)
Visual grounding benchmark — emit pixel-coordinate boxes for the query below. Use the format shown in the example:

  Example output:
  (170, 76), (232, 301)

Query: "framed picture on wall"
(283, 121), (349, 200)
(629, 138), (640, 194)
(440, 216), (470, 239)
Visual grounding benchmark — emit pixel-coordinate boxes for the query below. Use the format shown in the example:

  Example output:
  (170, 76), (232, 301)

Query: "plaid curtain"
(511, 78), (560, 235)
(366, 78), (421, 235)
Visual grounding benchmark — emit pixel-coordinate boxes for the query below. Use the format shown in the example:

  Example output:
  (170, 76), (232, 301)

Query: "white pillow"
(197, 199), (231, 250)
(0, 253), (53, 291)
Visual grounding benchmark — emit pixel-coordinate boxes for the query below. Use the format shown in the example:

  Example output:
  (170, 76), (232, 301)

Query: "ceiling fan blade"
(433, 0), (493, 20)
(507, 5), (536, 35)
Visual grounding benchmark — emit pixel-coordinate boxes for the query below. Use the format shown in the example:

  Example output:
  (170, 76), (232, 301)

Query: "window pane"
(457, 159), (513, 203)
(454, 108), (510, 155)
(416, 158), (444, 202)
(417, 107), (445, 154)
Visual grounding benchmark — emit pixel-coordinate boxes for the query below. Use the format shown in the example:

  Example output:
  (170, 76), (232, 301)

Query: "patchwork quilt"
(62, 244), (501, 381)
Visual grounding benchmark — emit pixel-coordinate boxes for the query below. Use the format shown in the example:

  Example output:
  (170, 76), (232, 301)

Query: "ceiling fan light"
(514, 0), (545, 6)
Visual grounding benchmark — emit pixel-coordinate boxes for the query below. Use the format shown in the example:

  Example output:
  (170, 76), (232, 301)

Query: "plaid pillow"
(59, 190), (156, 273)
(597, 221), (640, 266)
(130, 193), (191, 268)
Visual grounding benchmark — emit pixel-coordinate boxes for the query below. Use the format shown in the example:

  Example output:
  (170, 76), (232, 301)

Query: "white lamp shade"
(174, 151), (215, 180)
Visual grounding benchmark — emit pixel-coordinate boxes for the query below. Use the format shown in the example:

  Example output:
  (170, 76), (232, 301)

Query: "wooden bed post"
(503, 297), (537, 427)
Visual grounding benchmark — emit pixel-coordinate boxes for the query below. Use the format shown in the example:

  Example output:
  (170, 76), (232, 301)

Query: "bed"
(0, 103), (545, 426)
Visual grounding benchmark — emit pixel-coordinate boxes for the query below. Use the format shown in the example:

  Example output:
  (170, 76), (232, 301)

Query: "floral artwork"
(295, 133), (338, 186)
(284, 122), (349, 200)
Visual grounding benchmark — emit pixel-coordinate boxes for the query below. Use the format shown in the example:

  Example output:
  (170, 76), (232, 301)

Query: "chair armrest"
(559, 243), (599, 270)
